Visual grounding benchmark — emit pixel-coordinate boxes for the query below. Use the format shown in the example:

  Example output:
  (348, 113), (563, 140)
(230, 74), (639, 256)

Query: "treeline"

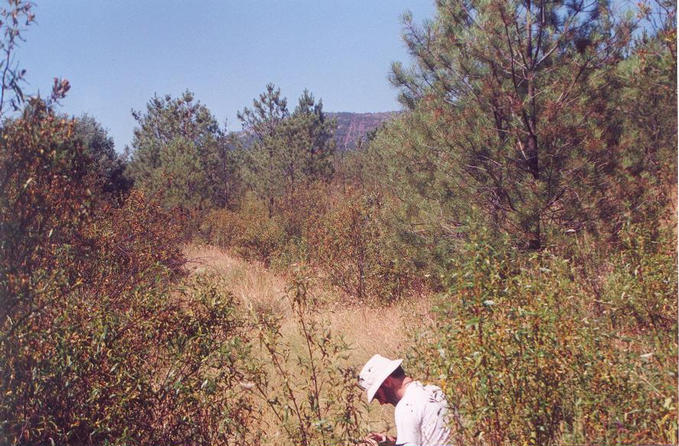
(1, 0), (677, 444)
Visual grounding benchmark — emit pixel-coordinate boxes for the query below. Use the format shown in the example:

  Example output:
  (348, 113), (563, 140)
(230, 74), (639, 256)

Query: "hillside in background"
(327, 111), (398, 150)
(234, 111), (399, 151)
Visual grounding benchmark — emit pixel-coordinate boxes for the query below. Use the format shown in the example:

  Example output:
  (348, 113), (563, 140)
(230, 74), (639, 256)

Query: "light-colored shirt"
(394, 381), (451, 446)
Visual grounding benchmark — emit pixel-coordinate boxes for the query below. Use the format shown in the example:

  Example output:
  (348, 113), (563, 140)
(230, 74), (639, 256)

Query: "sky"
(18, 1), (436, 152)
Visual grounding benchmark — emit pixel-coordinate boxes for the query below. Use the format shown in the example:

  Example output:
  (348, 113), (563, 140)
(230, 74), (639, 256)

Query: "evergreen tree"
(292, 89), (336, 183)
(610, 2), (677, 227)
(128, 91), (234, 211)
(238, 85), (336, 214)
(237, 82), (289, 140)
(389, 0), (635, 249)
(72, 115), (132, 197)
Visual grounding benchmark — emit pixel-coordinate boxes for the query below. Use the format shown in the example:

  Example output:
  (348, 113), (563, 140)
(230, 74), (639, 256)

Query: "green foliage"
(0, 100), (95, 324)
(604, 222), (677, 334)
(200, 193), (286, 264)
(359, 110), (477, 269)
(409, 223), (677, 446)
(128, 91), (236, 212)
(72, 114), (132, 197)
(2, 272), (258, 445)
(201, 182), (425, 302)
(0, 101), (260, 445)
(387, 0), (637, 249)
(611, 30), (677, 228)
(237, 82), (289, 140)
(306, 187), (422, 302)
(292, 89), (336, 182)
(238, 85), (336, 215)
(3, 2), (674, 444)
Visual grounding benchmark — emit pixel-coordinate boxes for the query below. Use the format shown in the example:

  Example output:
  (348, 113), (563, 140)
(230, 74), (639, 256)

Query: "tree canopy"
(387, 0), (636, 249)
(128, 91), (235, 211)
(238, 85), (336, 214)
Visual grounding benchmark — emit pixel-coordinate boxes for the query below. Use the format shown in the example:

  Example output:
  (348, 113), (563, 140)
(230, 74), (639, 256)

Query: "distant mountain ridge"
(232, 111), (399, 151)
(327, 111), (398, 150)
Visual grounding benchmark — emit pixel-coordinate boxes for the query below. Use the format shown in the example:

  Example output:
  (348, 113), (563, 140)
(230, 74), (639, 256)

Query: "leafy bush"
(306, 187), (422, 302)
(0, 102), (96, 324)
(409, 223), (677, 446)
(0, 103), (259, 445)
(200, 194), (286, 264)
(2, 273), (259, 445)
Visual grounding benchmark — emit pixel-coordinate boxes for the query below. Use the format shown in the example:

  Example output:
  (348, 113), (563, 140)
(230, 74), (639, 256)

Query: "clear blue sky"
(19, 1), (436, 152)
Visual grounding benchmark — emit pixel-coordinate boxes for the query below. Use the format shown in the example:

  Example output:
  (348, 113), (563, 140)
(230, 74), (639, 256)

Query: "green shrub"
(409, 224), (677, 446)
(0, 103), (259, 445)
(200, 194), (286, 264)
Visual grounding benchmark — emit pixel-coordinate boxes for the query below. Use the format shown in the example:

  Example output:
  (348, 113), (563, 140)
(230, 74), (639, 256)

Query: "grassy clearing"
(183, 244), (429, 357)
(183, 244), (436, 440)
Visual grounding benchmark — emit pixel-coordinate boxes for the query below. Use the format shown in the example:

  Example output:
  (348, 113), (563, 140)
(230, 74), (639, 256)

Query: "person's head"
(358, 354), (407, 406)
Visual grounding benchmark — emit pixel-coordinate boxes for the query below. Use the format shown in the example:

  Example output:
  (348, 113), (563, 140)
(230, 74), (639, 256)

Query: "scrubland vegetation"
(1, 0), (676, 445)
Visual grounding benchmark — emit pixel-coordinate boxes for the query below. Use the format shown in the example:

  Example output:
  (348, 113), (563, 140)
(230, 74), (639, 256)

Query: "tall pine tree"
(128, 91), (234, 211)
(389, 0), (634, 249)
(238, 85), (335, 214)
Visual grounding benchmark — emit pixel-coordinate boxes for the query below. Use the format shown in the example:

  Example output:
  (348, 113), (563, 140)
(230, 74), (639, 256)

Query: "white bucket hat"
(358, 354), (403, 402)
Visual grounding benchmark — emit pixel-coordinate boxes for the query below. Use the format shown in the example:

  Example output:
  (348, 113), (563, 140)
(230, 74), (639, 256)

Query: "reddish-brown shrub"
(0, 102), (259, 445)
(200, 194), (286, 264)
(305, 187), (422, 302)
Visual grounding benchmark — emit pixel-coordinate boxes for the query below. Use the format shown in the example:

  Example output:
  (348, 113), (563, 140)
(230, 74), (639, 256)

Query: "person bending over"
(358, 354), (451, 446)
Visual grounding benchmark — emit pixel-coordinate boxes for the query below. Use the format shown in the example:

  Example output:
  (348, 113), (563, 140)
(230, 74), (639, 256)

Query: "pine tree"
(238, 85), (336, 214)
(292, 89), (336, 183)
(237, 83), (289, 140)
(389, 0), (635, 249)
(72, 115), (132, 197)
(128, 91), (233, 211)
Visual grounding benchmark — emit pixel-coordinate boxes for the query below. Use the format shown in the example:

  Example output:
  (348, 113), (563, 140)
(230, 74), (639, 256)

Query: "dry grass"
(323, 298), (434, 364)
(183, 244), (432, 359)
(320, 297), (436, 435)
(184, 244), (290, 317)
(183, 244), (436, 440)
